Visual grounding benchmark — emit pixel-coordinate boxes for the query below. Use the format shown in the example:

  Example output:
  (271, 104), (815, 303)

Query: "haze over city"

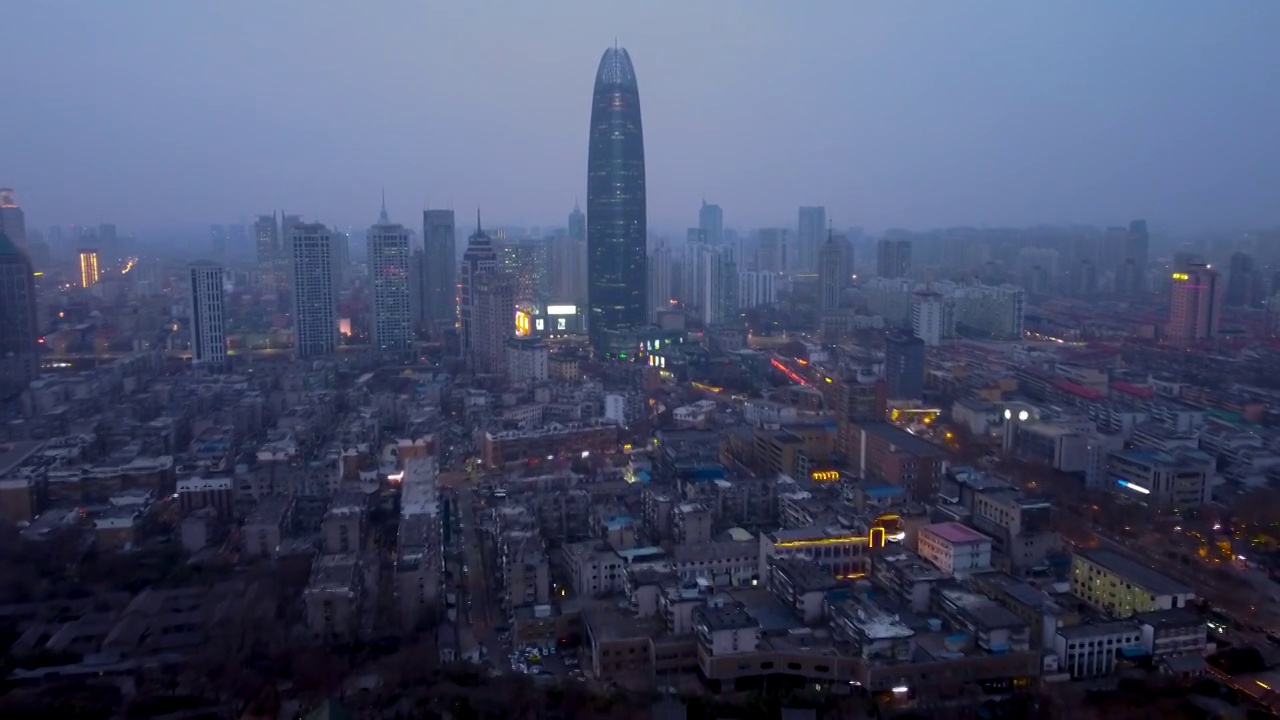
(5, 1), (1279, 234)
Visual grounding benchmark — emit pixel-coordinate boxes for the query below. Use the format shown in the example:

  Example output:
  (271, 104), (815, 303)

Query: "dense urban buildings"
(188, 261), (227, 370)
(586, 46), (647, 350)
(6, 25), (1280, 720)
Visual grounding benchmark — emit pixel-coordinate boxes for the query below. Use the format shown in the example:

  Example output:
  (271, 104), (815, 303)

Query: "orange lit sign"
(515, 310), (531, 337)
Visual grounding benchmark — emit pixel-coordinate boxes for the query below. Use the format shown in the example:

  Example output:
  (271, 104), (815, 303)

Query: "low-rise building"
(917, 522), (992, 577)
(1071, 549), (1195, 618)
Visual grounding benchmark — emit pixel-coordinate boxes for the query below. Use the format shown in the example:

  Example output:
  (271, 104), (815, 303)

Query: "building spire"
(476, 207), (482, 236)
(379, 187), (389, 224)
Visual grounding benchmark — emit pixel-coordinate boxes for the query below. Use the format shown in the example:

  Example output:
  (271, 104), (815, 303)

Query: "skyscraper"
(818, 232), (846, 313)
(1167, 263), (1223, 344)
(1225, 251), (1258, 308)
(290, 223), (337, 358)
(210, 225), (228, 259)
(189, 261), (227, 370)
(459, 212), (498, 362)
(254, 214), (279, 285)
(368, 198), (413, 354)
(797, 206), (826, 273)
(0, 230), (38, 399)
(586, 46), (647, 348)
(1118, 220), (1149, 295)
(568, 201), (586, 243)
(699, 200), (724, 247)
(422, 209), (457, 331)
(78, 249), (100, 288)
(0, 188), (29, 252)
(877, 239), (911, 278)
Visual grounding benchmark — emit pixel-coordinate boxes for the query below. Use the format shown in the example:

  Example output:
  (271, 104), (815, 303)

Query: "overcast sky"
(3, 1), (1278, 235)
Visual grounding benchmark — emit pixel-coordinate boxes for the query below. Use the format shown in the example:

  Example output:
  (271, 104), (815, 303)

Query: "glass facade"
(587, 46), (647, 351)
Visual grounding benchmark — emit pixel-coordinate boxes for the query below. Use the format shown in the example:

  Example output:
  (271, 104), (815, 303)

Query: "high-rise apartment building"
(78, 248), (100, 288)
(911, 291), (950, 346)
(499, 239), (551, 303)
(471, 272), (517, 375)
(280, 214), (302, 289)
(368, 201), (413, 354)
(648, 242), (672, 321)
(885, 333), (925, 401)
(0, 230), (38, 399)
(739, 271), (776, 309)
(0, 189), (28, 253)
(699, 200), (724, 247)
(1167, 263), (1222, 344)
(422, 209), (457, 331)
(459, 213), (498, 360)
(189, 261), (227, 370)
(290, 223), (337, 358)
(877, 239), (911, 278)
(691, 245), (738, 326)
(797, 206), (826, 274)
(587, 46), (647, 349)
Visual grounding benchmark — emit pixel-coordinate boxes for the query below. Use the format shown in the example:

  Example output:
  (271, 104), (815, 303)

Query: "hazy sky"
(4, 1), (1278, 235)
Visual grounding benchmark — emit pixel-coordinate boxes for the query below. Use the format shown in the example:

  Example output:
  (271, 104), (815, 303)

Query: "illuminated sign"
(811, 470), (841, 482)
(1171, 272), (1189, 281)
(535, 318), (545, 331)
(547, 304), (577, 316)
(1116, 478), (1151, 495)
(515, 311), (531, 336)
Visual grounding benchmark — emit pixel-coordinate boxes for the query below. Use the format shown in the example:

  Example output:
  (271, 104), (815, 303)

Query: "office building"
(818, 231), (850, 313)
(210, 225), (228, 259)
(1225, 251), (1258, 308)
(498, 238), (551, 303)
(420, 209), (456, 332)
(368, 200), (413, 354)
(797, 206), (826, 273)
(587, 46), (648, 348)
(1117, 220), (1149, 295)
(459, 212), (498, 360)
(1167, 262), (1222, 343)
(472, 272), (517, 375)
(884, 333), (925, 401)
(553, 206), (587, 304)
(0, 230), (38, 398)
(290, 223), (337, 359)
(877, 238), (911, 278)
(755, 228), (788, 274)
(78, 248), (100, 288)
(254, 213), (279, 285)
(699, 200), (724, 247)
(188, 261), (227, 370)
(0, 189), (27, 252)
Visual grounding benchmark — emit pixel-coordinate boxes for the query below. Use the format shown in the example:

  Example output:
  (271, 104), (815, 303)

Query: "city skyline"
(4, 2), (1279, 234)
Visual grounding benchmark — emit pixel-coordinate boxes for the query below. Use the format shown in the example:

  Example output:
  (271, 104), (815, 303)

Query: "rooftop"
(856, 422), (948, 457)
(1077, 549), (1193, 596)
(923, 521), (990, 545)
